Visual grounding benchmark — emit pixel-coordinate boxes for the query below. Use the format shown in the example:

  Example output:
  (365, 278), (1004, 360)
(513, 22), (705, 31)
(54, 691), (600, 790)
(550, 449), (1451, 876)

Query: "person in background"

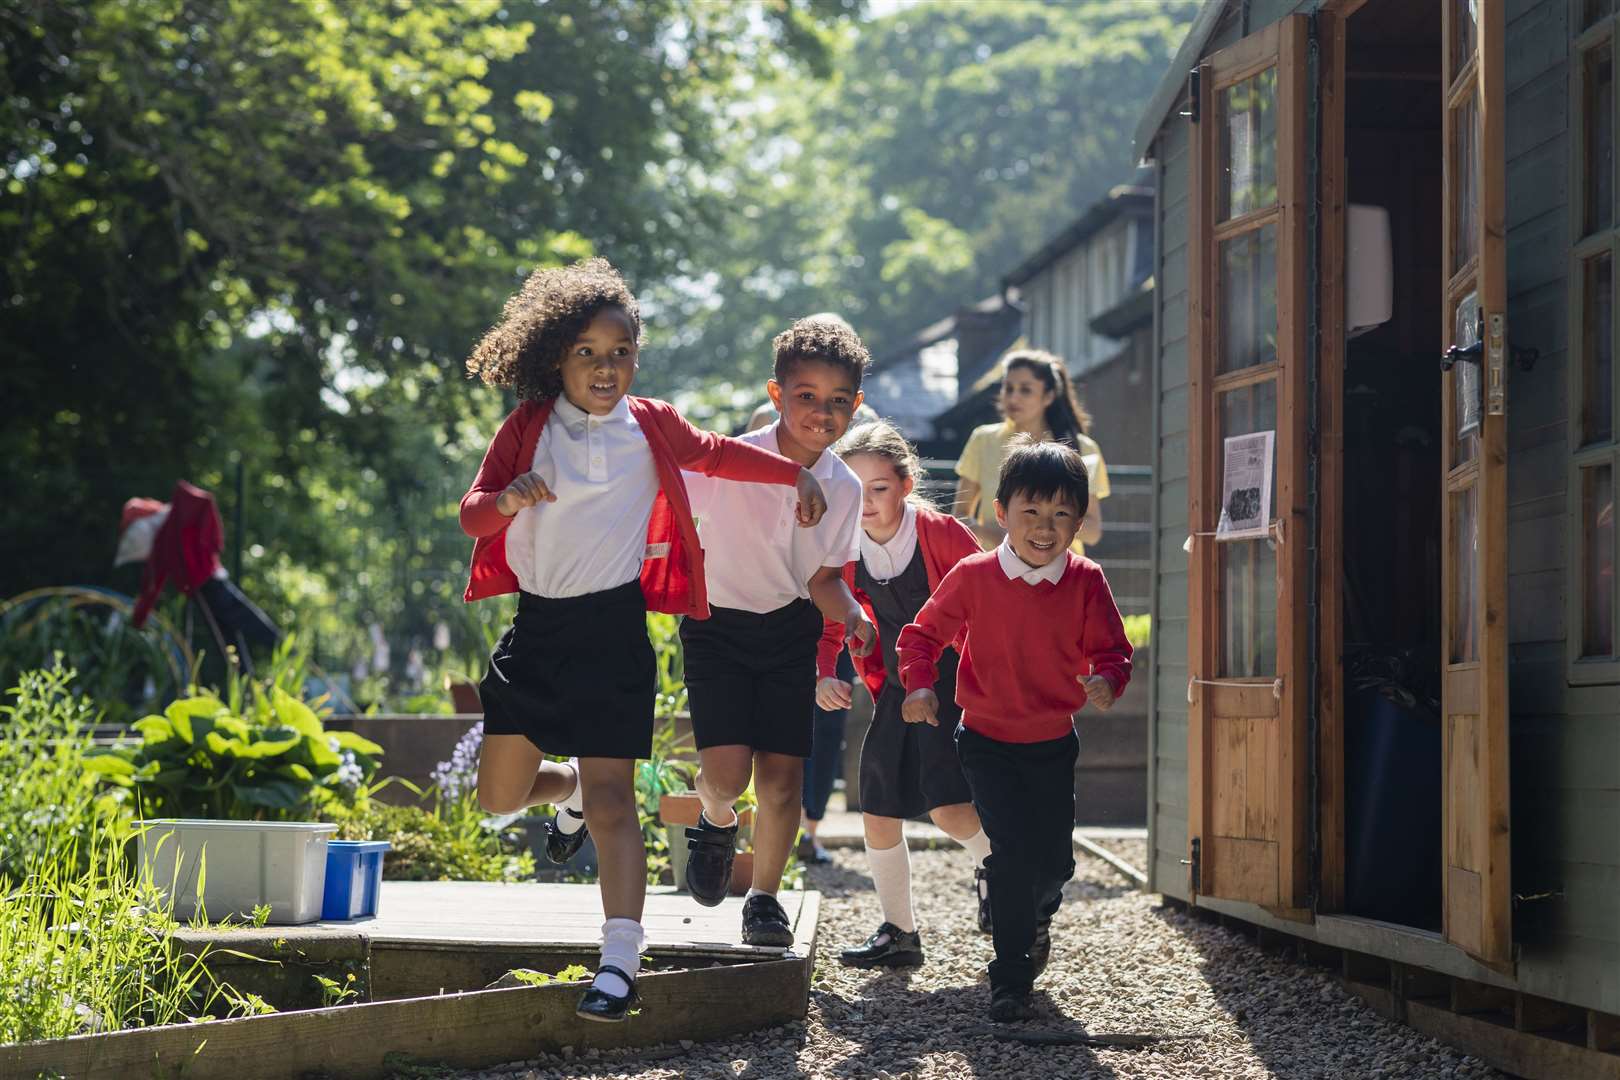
(952, 349), (1109, 555)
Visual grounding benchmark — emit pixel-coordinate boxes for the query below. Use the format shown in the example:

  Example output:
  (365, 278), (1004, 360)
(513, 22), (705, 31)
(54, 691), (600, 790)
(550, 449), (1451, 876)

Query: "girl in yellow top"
(953, 349), (1110, 554)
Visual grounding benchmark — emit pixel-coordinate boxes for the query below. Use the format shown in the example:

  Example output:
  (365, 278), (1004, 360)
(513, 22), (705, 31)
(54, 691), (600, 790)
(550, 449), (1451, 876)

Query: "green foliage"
(504, 962), (590, 987)
(0, 667), (125, 883)
(334, 798), (534, 883)
(98, 682), (383, 821)
(313, 972), (359, 1008)
(1122, 613), (1152, 650)
(643, 1), (1200, 418)
(0, 670), (252, 1043)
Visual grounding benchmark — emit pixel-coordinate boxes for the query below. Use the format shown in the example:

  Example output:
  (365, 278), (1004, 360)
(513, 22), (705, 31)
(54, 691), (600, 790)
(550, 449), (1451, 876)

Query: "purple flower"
(430, 721), (483, 801)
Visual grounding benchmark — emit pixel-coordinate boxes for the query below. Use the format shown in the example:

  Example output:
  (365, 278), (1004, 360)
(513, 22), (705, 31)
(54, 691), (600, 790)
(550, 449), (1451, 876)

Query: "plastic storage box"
(321, 840), (391, 920)
(136, 819), (337, 925)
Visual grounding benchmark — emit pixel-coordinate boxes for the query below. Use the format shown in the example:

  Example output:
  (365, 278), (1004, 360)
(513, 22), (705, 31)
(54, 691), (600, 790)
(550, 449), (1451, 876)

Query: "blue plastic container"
(321, 840), (390, 921)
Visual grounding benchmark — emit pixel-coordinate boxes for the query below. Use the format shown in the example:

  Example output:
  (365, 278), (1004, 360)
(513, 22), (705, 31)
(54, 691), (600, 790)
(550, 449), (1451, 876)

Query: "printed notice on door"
(1217, 430), (1274, 541)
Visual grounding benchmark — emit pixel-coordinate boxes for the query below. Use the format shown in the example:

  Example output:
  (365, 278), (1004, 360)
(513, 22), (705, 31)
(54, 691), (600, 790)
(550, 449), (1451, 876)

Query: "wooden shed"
(1136, 0), (1619, 1070)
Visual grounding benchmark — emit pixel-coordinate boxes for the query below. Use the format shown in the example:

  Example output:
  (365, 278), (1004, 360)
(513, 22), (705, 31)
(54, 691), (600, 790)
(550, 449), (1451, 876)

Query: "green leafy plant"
(313, 972), (359, 1007)
(333, 799), (533, 883)
(90, 684), (383, 821)
(504, 963), (591, 987)
(1122, 613), (1153, 650)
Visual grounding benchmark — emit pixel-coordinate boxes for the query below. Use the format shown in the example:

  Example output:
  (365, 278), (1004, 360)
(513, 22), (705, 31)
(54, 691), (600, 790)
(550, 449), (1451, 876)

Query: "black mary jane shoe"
(973, 867), (993, 935)
(741, 892), (795, 948)
(575, 965), (638, 1023)
(1030, 917), (1053, 979)
(683, 813), (738, 908)
(544, 809), (589, 864)
(838, 921), (924, 969)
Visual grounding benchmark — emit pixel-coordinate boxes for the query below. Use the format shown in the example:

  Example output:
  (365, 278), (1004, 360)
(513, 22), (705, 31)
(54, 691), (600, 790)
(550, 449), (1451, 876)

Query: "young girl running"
(459, 258), (828, 1022)
(953, 349), (1110, 554)
(814, 422), (995, 968)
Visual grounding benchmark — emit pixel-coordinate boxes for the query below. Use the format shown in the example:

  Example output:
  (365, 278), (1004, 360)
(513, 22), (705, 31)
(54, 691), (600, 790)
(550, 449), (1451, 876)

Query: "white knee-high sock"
(555, 757), (585, 835)
(594, 917), (644, 997)
(865, 839), (916, 933)
(958, 828), (991, 869)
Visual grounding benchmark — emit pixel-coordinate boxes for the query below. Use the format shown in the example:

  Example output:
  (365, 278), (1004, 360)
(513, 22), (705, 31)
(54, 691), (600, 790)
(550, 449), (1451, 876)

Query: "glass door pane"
(1217, 380), (1278, 677)
(1220, 68), (1278, 220)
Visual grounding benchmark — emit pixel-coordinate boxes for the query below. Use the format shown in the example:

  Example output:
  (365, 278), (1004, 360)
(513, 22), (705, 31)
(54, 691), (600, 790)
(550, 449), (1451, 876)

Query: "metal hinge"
(1182, 67), (1202, 123)
(1182, 836), (1202, 893)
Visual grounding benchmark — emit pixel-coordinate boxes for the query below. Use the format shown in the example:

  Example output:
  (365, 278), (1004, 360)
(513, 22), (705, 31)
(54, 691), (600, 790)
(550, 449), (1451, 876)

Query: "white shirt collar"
(764, 420), (838, 479)
(859, 502), (918, 582)
(554, 393), (631, 429)
(997, 538), (1067, 586)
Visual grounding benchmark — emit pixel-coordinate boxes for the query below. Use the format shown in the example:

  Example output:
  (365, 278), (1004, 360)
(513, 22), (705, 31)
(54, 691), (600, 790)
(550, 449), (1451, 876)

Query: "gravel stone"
(447, 847), (1509, 1079)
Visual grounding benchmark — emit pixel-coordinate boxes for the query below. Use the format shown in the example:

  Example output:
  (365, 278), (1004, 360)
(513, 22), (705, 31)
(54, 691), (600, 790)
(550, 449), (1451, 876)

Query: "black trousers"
(956, 724), (1079, 992)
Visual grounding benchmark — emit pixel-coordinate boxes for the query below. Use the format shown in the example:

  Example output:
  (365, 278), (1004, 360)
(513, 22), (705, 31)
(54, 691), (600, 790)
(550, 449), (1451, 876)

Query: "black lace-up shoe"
(741, 892), (794, 947)
(1030, 917), (1053, 979)
(974, 867), (993, 934)
(575, 965), (637, 1023)
(838, 922), (924, 969)
(989, 984), (1036, 1023)
(683, 812), (738, 907)
(544, 809), (588, 864)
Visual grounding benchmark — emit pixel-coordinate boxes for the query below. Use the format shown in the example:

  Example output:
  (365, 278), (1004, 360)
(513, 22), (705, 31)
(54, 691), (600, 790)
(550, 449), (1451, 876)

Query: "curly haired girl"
(459, 257), (829, 1022)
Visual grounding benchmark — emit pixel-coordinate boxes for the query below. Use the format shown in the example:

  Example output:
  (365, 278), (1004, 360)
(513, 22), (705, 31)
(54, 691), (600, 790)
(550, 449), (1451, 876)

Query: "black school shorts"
(679, 598), (823, 758)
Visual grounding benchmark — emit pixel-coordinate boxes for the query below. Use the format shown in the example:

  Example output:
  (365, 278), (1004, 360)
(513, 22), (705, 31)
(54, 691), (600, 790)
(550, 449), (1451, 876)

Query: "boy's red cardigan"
(460, 396), (802, 618)
(816, 505), (979, 699)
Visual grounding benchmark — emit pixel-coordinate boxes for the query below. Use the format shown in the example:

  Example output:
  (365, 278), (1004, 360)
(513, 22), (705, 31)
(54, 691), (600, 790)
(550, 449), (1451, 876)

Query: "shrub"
(334, 799), (534, 883)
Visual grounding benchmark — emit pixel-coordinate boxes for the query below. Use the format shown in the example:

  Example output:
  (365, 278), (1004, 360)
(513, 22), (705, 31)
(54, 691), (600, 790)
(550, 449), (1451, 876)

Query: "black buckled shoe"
(974, 867), (993, 935)
(741, 892), (794, 948)
(683, 813), (738, 907)
(838, 922), (923, 969)
(989, 984), (1036, 1023)
(544, 809), (588, 864)
(575, 965), (638, 1023)
(1030, 917), (1053, 979)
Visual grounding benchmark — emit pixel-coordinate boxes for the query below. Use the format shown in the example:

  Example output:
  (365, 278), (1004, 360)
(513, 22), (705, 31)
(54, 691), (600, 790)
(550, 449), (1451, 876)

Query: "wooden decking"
(3, 884), (822, 1079)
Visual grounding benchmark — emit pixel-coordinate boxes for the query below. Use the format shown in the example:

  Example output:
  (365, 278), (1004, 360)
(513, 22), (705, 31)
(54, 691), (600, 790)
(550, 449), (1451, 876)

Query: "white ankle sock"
(959, 828), (991, 868)
(593, 917), (644, 998)
(701, 806), (738, 830)
(866, 839), (915, 933)
(555, 758), (585, 834)
(745, 886), (776, 901)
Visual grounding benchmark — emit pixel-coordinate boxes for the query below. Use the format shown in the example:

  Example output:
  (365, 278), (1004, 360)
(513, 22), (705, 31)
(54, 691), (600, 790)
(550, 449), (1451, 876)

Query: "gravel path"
(447, 848), (1508, 1080)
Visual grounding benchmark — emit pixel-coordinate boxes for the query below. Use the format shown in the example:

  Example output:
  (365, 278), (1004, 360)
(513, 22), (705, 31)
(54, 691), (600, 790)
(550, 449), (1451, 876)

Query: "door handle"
(1441, 341), (1483, 371)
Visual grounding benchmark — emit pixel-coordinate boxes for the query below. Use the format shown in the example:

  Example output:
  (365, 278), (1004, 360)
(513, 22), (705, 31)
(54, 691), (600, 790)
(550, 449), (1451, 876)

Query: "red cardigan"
(460, 396), (802, 617)
(816, 506), (980, 699)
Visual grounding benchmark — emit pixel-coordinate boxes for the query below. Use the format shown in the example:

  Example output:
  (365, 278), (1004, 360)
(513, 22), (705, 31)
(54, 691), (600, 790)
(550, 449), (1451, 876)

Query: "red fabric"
(896, 551), (1133, 743)
(460, 396), (804, 617)
(119, 497), (165, 534)
(132, 482), (223, 628)
(816, 507), (980, 699)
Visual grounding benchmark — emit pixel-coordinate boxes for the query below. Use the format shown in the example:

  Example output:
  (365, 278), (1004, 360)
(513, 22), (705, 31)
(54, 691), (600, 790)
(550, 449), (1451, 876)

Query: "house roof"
(1132, 0), (1230, 162)
(1003, 184), (1153, 289)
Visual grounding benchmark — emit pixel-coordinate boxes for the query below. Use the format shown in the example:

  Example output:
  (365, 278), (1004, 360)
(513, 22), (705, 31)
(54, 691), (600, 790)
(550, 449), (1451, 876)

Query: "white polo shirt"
(505, 395), (659, 599)
(685, 421), (862, 613)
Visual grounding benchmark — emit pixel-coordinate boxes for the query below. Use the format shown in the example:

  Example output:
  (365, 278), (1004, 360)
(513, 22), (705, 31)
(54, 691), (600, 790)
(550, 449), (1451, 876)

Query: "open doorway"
(1336, 0), (1445, 932)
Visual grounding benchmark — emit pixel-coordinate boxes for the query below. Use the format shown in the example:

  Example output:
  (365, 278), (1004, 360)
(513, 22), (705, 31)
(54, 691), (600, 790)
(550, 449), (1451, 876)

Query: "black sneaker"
(575, 965), (637, 1023)
(974, 867), (993, 934)
(683, 812), (738, 907)
(989, 984), (1036, 1023)
(796, 833), (833, 865)
(1030, 917), (1052, 979)
(544, 809), (589, 864)
(838, 922), (923, 969)
(740, 893), (794, 948)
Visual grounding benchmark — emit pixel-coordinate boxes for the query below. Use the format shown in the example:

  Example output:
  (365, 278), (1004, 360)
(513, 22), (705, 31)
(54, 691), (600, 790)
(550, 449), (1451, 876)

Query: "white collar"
(554, 393), (631, 429)
(764, 421), (839, 479)
(860, 503), (918, 582)
(997, 538), (1067, 586)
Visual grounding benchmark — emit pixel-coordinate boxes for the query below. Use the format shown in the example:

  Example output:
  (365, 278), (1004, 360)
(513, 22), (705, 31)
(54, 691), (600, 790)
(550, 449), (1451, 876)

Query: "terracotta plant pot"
(658, 792), (753, 833)
(728, 850), (754, 897)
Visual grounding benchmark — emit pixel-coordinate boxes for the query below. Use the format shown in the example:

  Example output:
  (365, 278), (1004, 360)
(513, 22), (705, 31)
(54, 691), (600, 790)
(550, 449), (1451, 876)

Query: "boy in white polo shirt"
(681, 315), (875, 946)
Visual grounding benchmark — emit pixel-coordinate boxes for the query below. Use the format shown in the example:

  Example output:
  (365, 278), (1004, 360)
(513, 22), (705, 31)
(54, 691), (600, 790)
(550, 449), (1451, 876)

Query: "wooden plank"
(1211, 716), (1246, 839)
(1208, 836), (1279, 906)
(1316, 5), (1347, 915)
(1407, 999), (1620, 1080)
(1207, 682), (1281, 720)
(1448, 867), (1485, 957)
(0, 952), (815, 1080)
(1186, 30), (1213, 901)
(1591, 1010), (1620, 1052)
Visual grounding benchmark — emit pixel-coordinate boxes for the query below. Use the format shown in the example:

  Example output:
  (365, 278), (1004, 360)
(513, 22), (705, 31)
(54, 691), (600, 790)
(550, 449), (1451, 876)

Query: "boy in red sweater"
(897, 438), (1131, 1022)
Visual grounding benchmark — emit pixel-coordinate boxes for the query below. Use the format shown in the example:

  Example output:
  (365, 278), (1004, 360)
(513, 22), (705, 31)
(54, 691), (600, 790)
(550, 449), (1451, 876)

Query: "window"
(1572, 4), (1620, 681)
